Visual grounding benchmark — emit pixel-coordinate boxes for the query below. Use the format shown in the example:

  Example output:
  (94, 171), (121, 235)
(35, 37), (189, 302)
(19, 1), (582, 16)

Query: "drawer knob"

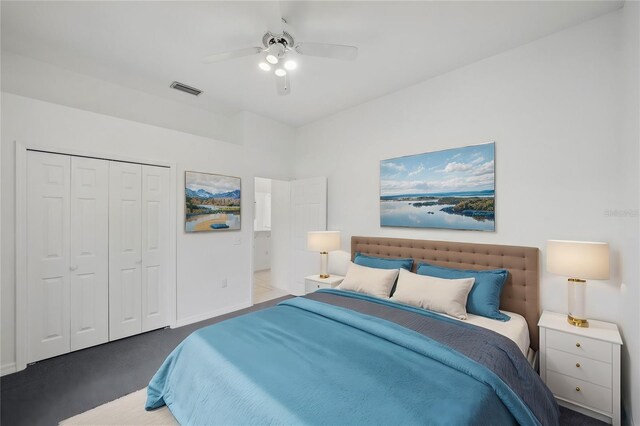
(575, 342), (581, 348)
(575, 386), (581, 392)
(576, 363), (581, 368)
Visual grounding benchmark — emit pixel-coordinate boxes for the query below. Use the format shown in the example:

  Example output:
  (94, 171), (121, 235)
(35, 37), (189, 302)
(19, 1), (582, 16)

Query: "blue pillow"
(354, 253), (413, 271)
(416, 263), (510, 321)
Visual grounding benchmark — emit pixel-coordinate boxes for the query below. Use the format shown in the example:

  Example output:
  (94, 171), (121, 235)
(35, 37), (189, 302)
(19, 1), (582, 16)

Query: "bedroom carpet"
(0, 293), (608, 426)
(0, 296), (293, 426)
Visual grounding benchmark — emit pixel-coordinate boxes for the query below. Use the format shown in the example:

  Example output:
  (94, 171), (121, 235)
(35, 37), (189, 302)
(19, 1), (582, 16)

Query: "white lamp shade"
(547, 240), (610, 280)
(307, 231), (341, 252)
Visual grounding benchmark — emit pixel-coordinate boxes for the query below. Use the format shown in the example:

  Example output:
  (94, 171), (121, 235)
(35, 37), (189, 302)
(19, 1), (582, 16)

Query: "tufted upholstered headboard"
(351, 236), (541, 351)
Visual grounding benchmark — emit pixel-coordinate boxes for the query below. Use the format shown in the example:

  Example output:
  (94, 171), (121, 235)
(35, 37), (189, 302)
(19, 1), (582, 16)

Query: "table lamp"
(307, 231), (341, 278)
(546, 240), (610, 328)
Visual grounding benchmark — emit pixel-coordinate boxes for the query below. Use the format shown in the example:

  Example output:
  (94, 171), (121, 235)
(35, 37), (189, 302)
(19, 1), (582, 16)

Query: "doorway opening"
(253, 177), (288, 303)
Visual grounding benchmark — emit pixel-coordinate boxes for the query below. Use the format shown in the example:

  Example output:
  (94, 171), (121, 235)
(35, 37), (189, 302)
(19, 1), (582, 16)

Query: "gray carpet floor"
(1, 294), (605, 426)
(1, 296), (293, 426)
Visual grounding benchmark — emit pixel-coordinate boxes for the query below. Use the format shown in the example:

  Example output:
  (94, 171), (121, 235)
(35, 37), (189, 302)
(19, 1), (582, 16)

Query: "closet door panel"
(109, 161), (142, 340)
(70, 157), (109, 351)
(141, 166), (170, 332)
(27, 151), (71, 363)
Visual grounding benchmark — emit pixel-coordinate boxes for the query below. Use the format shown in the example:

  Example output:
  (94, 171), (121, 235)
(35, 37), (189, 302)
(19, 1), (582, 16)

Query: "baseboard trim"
(174, 301), (252, 328)
(1, 362), (17, 376)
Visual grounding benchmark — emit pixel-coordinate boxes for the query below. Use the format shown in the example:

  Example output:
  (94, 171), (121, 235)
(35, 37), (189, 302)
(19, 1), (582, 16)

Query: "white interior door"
(70, 157), (109, 351)
(141, 165), (170, 332)
(109, 161), (142, 340)
(27, 151), (71, 363)
(290, 177), (327, 295)
(270, 179), (291, 293)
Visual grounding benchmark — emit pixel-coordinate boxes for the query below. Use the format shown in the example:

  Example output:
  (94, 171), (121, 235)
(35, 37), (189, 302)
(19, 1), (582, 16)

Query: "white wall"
(254, 177), (272, 231)
(253, 231), (271, 271)
(254, 195), (271, 231)
(623, 2), (640, 423)
(295, 7), (639, 423)
(1, 93), (295, 373)
(2, 52), (239, 143)
(254, 177), (272, 271)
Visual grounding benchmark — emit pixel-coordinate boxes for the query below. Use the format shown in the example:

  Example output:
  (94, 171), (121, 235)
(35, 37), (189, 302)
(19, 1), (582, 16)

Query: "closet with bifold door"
(109, 161), (170, 341)
(26, 150), (170, 364)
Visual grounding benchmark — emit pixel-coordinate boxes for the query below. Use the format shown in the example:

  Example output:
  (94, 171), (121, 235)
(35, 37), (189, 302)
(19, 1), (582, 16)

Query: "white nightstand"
(538, 311), (623, 425)
(304, 274), (344, 294)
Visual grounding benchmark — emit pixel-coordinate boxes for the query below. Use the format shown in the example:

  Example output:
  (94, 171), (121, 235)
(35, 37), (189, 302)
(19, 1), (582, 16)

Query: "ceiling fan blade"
(202, 47), (263, 64)
(295, 42), (358, 61)
(276, 74), (291, 96)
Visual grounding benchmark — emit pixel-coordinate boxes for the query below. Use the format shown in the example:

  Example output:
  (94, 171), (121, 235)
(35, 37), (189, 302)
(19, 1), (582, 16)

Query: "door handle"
(69, 265), (78, 271)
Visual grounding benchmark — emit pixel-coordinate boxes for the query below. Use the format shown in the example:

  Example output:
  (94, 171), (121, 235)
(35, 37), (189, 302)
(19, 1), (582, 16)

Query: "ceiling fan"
(202, 19), (358, 96)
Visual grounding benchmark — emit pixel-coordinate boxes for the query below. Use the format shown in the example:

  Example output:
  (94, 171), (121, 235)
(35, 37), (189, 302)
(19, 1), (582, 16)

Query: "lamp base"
(567, 278), (589, 328)
(567, 315), (589, 328)
(319, 252), (329, 279)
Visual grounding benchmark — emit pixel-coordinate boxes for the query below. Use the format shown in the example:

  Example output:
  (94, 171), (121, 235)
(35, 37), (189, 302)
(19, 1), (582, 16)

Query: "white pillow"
(337, 262), (399, 299)
(390, 269), (474, 319)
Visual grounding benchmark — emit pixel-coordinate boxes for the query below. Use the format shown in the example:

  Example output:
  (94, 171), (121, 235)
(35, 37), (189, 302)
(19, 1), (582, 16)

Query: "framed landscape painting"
(380, 142), (495, 231)
(185, 171), (241, 232)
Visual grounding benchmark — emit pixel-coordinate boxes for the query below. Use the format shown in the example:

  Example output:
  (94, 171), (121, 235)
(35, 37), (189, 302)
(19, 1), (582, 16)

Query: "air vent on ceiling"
(170, 81), (202, 96)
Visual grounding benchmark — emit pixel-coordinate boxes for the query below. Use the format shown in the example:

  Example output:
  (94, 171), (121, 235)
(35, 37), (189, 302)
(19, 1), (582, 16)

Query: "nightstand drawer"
(305, 280), (331, 293)
(546, 329), (612, 363)
(304, 275), (344, 294)
(547, 370), (612, 414)
(546, 348), (612, 388)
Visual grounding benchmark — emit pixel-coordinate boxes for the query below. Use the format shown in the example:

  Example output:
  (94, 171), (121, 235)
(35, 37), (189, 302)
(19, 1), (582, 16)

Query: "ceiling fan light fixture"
(202, 29), (358, 97)
(266, 42), (286, 65)
(265, 54), (279, 65)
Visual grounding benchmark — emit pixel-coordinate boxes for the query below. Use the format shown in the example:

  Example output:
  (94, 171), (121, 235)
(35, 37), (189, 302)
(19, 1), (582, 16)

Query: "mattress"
(460, 310), (531, 356)
(146, 289), (559, 425)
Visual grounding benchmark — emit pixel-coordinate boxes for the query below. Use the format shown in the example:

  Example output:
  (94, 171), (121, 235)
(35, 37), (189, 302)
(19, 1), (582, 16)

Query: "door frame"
(250, 176), (291, 305)
(250, 176), (272, 305)
(14, 141), (178, 372)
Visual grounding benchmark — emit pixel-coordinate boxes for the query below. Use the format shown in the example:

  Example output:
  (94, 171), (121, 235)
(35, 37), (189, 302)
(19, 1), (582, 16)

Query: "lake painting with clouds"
(380, 142), (495, 231)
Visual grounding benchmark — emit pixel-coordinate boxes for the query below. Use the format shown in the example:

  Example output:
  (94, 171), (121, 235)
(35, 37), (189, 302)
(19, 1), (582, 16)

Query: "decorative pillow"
(337, 262), (399, 299)
(354, 253), (414, 271)
(390, 269), (474, 319)
(417, 263), (510, 321)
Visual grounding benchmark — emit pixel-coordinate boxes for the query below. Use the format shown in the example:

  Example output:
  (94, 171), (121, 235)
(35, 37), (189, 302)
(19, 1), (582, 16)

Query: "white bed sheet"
(458, 310), (530, 356)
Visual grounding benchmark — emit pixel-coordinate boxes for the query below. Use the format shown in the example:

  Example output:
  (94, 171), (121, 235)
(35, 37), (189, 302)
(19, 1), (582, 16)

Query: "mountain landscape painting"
(380, 142), (495, 231)
(185, 171), (241, 232)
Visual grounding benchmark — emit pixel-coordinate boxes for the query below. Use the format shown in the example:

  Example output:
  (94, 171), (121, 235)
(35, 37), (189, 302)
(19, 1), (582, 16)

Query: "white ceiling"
(1, 1), (623, 127)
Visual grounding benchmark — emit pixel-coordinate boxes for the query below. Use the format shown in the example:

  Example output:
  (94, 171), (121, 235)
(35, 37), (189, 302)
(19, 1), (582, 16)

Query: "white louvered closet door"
(109, 161), (143, 341)
(70, 156), (109, 351)
(141, 165), (170, 332)
(27, 151), (71, 363)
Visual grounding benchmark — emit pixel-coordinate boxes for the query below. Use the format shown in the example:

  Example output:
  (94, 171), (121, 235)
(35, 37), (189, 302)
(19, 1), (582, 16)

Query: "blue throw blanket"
(147, 291), (558, 425)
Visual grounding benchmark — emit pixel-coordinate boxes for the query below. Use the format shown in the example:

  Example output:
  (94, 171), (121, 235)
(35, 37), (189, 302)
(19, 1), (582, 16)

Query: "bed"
(146, 236), (559, 425)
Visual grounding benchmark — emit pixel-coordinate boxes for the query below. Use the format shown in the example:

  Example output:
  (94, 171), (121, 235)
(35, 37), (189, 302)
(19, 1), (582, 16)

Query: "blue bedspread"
(146, 291), (558, 425)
